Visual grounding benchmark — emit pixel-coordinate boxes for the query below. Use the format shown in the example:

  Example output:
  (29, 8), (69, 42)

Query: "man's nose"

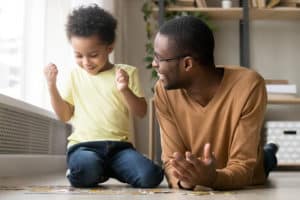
(152, 58), (158, 68)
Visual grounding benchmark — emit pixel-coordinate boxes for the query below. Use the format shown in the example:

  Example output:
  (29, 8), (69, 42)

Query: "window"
(0, 0), (112, 111)
(0, 0), (25, 99)
(0, 0), (70, 111)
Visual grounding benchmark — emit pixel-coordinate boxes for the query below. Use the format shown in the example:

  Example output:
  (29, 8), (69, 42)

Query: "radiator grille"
(0, 103), (51, 154)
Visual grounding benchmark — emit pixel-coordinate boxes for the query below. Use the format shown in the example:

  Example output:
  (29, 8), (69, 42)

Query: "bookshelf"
(153, 7), (243, 19)
(250, 7), (300, 20)
(268, 96), (300, 104)
(154, 0), (300, 66)
(154, 7), (300, 20)
(276, 163), (300, 170)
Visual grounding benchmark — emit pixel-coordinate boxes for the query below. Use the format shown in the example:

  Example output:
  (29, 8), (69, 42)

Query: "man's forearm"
(212, 165), (253, 190)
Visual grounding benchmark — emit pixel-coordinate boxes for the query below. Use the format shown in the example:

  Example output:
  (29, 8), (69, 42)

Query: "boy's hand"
(115, 68), (129, 91)
(44, 63), (58, 87)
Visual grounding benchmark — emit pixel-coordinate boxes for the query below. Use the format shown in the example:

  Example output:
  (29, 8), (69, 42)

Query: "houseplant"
(141, 0), (215, 81)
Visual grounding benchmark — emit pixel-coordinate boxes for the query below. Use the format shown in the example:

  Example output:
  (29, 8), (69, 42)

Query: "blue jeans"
(66, 141), (164, 188)
(263, 146), (278, 177)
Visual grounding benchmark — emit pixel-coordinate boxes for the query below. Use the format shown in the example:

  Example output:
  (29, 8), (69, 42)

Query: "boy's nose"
(83, 57), (90, 65)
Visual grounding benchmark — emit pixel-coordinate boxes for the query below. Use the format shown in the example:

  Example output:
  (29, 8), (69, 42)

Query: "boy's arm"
(116, 68), (146, 118)
(48, 85), (74, 122)
(44, 63), (74, 122)
(119, 89), (147, 118)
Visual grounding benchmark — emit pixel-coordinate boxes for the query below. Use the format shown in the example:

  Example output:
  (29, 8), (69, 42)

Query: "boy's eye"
(90, 54), (98, 57)
(75, 54), (82, 58)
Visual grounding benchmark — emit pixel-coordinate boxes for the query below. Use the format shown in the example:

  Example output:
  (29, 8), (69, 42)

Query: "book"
(252, 0), (258, 8)
(195, 0), (207, 8)
(266, 84), (297, 94)
(267, 0), (281, 8)
(257, 0), (266, 8)
(279, 0), (300, 7)
(268, 93), (297, 99)
(265, 79), (289, 84)
(176, 0), (196, 7)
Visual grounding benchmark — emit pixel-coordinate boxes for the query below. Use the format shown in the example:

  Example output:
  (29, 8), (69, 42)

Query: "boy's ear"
(107, 43), (115, 53)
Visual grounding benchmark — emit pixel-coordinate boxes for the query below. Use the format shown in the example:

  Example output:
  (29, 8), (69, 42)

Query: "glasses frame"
(153, 54), (190, 64)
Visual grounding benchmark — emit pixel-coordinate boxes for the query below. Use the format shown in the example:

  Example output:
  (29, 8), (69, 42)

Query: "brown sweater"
(154, 66), (267, 190)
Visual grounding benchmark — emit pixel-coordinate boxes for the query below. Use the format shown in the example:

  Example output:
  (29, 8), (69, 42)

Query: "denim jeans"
(263, 145), (278, 177)
(66, 141), (164, 188)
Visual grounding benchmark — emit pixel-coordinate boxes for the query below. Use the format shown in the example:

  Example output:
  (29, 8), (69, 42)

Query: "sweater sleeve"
(212, 77), (267, 190)
(154, 81), (186, 188)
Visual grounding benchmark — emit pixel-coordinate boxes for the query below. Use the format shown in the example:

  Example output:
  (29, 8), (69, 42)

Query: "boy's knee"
(134, 166), (164, 188)
(67, 151), (103, 187)
(67, 164), (101, 187)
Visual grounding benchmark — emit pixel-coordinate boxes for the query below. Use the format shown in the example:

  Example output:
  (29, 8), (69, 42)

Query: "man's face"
(152, 33), (183, 90)
(70, 34), (113, 75)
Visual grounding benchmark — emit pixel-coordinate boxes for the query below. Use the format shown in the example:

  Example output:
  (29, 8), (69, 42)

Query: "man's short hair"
(66, 4), (117, 45)
(159, 16), (215, 66)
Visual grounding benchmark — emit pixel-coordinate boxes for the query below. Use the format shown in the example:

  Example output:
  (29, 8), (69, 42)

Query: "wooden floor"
(0, 171), (299, 200)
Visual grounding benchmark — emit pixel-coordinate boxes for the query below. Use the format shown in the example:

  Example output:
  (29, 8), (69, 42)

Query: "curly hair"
(66, 4), (117, 45)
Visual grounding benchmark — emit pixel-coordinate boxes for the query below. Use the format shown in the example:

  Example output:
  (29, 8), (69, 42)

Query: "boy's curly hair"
(66, 4), (117, 45)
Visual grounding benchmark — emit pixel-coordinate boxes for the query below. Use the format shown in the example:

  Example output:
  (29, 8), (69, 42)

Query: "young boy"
(44, 5), (163, 188)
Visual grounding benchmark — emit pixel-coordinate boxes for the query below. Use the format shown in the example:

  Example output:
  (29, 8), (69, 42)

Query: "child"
(44, 5), (163, 188)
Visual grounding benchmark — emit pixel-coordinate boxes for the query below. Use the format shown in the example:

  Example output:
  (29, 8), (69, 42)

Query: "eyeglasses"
(153, 54), (189, 64)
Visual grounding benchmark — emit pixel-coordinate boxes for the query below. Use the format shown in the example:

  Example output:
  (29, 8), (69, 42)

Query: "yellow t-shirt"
(61, 64), (144, 147)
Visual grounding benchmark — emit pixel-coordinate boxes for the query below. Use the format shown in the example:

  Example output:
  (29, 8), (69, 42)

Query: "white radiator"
(0, 94), (72, 176)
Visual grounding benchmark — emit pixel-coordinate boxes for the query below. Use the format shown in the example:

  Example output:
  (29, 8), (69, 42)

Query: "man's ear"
(184, 56), (193, 72)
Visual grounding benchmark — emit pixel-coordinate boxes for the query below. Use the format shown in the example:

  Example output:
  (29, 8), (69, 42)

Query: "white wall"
(123, 1), (153, 155)
(124, 1), (300, 154)
(250, 20), (300, 122)
(251, 21), (300, 85)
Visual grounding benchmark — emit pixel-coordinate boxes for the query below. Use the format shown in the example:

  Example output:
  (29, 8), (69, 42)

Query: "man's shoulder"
(224, 66), (265, 86)
(222, 66), (266, 104)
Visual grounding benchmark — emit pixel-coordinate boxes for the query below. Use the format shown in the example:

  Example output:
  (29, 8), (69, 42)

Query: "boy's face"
(70, 35), (114, 75)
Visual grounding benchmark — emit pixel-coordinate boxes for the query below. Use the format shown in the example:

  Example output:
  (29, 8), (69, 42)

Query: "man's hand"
(170, 143), (217, 189)
(115, 68), (129, 91)
(44, 63), (58, 88)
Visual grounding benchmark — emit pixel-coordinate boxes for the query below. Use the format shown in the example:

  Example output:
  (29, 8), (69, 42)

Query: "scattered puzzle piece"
(0, 185), (233, 196)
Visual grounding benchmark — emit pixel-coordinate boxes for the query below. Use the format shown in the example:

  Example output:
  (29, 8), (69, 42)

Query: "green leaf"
(144, 56), (154, 62)
(141, 0), (216, 91)
(151, 70), (158, 79)
(146, 63), (153, 69)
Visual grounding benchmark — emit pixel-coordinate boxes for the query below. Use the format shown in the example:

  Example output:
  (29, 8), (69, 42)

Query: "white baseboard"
(0, 155), (66, 177)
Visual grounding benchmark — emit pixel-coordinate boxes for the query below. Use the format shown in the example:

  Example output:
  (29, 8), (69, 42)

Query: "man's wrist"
(177, 181), (195, 190)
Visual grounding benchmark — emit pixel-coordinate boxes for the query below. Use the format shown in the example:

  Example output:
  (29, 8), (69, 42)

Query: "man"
(153, 16), (277, 190)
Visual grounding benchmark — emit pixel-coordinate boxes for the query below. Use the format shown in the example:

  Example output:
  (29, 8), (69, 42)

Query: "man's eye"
(75, 55), (82, 58)
(90, 54), (98, 57)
